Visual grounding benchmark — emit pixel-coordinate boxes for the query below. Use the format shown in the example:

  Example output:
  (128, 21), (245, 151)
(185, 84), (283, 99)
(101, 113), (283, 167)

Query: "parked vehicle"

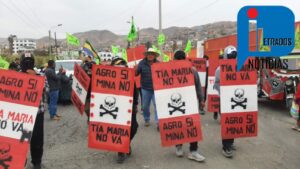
(55, 60), (82, 104)
(55, 60), (82, 77)
(258, 54), (300, 109)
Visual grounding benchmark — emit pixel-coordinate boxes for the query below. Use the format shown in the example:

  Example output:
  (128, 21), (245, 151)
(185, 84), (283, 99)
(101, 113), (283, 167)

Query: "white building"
(13, 39), (36, 54)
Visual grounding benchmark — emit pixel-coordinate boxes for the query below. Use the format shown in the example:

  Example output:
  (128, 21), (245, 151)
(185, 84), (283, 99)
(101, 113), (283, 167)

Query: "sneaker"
(188, 151), (206, 162)
(51, 116), (60, 120)
(175, 145), (184, 157)
(56, 114), (62, 117)
(292, 125), (300, 130)
(213, 112), (218, 120)
(231, 144), (236, 151)
(117, 153), (126, 163)
(127, 147), (132, 156)
(33, 164), (42, 169)
(144, 121), (150, 127)
(199, 109), (206, 115)
(222, 148), (233, 158)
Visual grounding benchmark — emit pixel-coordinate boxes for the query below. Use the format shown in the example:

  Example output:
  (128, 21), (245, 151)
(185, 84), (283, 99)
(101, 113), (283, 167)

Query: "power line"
(164, 0), (194, 16)
(8, 0), (46, 33)
(166, 0), (221, 25)
(22, 0), (48, 29)
(97, 0), (145, 31)
(0, 0), (43, 36)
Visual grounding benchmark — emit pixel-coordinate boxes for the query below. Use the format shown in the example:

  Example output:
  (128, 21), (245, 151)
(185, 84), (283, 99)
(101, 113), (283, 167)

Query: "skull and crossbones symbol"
(231, 88), (247, 109)
(168, 93), (185, 115)
(0, 143), (12, 169)
(20, 129), (32, 143)
(76, 83), (82, 95)
(99, 96), (119, 119)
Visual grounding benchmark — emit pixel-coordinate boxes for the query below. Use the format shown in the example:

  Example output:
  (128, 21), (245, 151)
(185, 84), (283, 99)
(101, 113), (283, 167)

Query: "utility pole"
(48, 24), (62, 57)
(48, 30), (51, 56)
(54, 32), (58, 58)
(158, 0), (163, 60)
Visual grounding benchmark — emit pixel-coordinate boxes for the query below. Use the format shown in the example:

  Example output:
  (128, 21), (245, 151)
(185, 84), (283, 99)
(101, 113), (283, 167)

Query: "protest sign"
(126, 45), (146, 68)
(220, 59), (258, 139)
(152, 61), (203, 147)
(189, 58), (207, 92)
(0, 69), (44, 169)
(207, 58), (220, 112)
(71, 63), (91, 115)
(89, 65), (134, 153)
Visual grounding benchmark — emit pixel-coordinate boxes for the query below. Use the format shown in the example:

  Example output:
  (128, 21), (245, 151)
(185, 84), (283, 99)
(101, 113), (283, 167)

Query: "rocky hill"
(1, 21), (256, 50)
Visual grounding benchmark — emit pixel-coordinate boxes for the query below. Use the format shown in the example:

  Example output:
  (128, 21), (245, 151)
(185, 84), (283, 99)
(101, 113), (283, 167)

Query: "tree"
(7, 35), (16, 55)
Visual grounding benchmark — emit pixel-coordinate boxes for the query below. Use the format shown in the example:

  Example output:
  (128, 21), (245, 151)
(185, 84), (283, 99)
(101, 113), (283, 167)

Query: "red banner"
(71, 64), (91, 115)
(220, 59), (258, 139)
(152, 61), (203, 147)
(126, 45), (146, 67)
(207, 58), (220, 112)
(0, 69), (44, 169)
(189, 58), (207, 93)
(89, 65), (134, 153)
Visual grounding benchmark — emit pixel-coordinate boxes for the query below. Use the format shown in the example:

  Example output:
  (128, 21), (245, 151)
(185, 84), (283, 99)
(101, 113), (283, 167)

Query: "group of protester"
(6, 44), (300, 168)
(79, 45), (239, 163)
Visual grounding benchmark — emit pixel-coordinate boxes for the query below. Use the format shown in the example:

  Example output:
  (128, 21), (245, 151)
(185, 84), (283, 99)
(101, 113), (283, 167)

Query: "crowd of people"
(5, 44), (300, 168)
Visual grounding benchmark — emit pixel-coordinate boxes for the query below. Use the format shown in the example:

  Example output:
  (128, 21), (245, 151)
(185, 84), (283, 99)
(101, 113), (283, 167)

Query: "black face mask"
(227, 51), (237, 59)
(20, 57), (35, 72)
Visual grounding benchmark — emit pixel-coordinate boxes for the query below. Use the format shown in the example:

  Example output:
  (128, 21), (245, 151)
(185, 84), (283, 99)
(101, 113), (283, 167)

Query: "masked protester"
(213, 45), (237, 158)
(9, 58), (21, 71)
(81, 55), (96, 122)
(58, 67), (72, 105)
(111, 57), (139, 163)
(136, 48), (159, 130)
(20, 53), (49, 169)
(172, 50), (206, 162)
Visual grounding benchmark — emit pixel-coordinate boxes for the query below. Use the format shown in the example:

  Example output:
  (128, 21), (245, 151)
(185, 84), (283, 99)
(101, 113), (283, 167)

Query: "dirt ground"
(25, 99), (300, 169)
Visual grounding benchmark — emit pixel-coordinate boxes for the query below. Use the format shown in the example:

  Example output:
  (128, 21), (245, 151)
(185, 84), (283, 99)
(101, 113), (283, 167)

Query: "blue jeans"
(49, 90), (59, 118)
(141, 89), (158, 124)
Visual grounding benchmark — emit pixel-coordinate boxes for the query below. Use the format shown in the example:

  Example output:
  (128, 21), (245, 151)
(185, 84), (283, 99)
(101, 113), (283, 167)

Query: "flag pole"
(158, 0), (163, 61)
(132, 16), (137, 66)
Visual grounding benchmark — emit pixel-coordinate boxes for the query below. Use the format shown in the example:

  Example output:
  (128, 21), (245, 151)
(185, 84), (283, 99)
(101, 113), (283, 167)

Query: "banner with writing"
(220, 59), (258, 139)
(71, 63), (91, 115)
(207, 58), (220, 112)
(0, 69), (44, 169)
(89, 65), (134, 153)
(152, 61), (203, 147)
(189, 58), (207, 93)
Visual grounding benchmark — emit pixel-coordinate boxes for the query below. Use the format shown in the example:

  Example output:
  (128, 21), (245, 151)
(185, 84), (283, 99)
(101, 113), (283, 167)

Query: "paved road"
(26, 99), (300, 169)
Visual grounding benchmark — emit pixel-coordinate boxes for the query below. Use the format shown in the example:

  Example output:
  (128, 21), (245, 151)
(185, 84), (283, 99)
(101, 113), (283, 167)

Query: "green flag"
(111, 45), (119, 55)
(184, 40), (192, 53)
(158, 33), (165, 46)
(0, 56), (9, 69)
(127, 17), (137, 42)
(259, 31), (270, 51)
(163, 54), (170, 62)
(295, 25), (300, 49)
(66, 33), (80, 46)
(122, 48), (128, 62)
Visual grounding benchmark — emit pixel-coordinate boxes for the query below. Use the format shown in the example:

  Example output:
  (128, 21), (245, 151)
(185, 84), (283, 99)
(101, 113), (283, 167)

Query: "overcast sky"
(0, 0), (299, 39)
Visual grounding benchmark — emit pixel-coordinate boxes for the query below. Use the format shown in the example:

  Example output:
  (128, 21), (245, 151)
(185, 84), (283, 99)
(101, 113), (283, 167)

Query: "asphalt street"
(25, 99), (300, 169)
